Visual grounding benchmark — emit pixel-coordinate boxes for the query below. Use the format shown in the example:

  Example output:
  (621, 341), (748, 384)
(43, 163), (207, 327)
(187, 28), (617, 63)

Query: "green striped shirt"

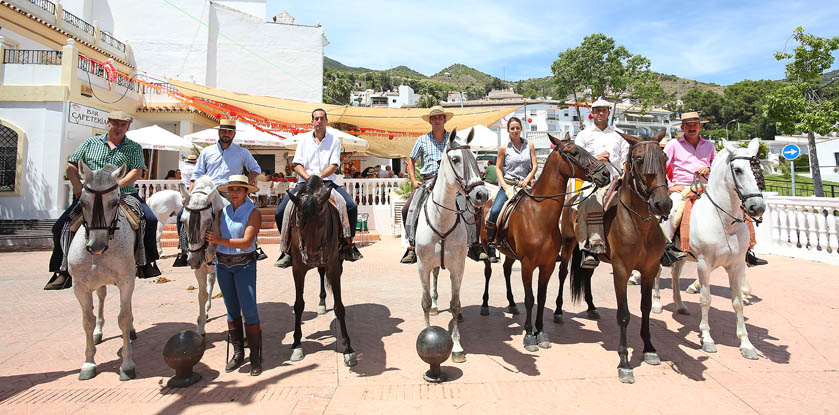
(69, 134), (145, 194)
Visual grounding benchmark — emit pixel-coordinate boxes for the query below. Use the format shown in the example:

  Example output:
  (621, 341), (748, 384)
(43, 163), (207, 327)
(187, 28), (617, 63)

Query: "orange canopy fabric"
(166, 79), (518, 158)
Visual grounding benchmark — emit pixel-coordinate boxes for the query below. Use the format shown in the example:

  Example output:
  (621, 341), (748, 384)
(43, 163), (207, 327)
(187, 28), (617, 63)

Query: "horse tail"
(569, 246), (591, 304)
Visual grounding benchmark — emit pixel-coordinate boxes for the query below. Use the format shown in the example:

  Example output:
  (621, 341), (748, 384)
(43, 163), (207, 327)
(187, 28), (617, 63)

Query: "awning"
(282, 127), (369, 153)
(127, 125), (193, 152)
(165, 79), (518, 158)
(184, 122), (292, 147)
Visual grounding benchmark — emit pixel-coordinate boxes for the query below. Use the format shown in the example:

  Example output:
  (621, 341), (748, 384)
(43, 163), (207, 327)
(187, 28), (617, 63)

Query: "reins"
(183, 190), (216, 256)
(705, 153), (764, 225)
(619, 141), (669, 223)
(81, 183), (121, 241)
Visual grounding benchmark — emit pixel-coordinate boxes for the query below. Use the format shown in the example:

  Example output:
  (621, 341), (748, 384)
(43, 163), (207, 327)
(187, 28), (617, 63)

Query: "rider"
(574, 98), (629, 269)
(485, 117), (538, 262)
(661, 111), (767, 267)
(273, 108), (363, 268)
(399, 105), (486, 264)
(44, 111), (161, 290)
(173, 119), (264, 267)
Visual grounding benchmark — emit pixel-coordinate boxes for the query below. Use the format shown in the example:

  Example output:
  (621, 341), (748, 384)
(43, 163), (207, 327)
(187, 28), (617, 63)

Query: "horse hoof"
(741, 348), (759, 360)
(553, 313), (564, 324)
(686, 286), (698, 294)
(429, 307), (438, 316)
(344, 352), (358, 367)
(523, 335), (538, 352)
(119, 367), (136, 381)
(743, 297), (752, 306)
(627, 277), (640, 286)
(451, 351), (466, 363)
(129, 329), (137, 341)
(652, 305), (663, 314)
(93, 333), (103, 345)
(78, 366), (97, 380)
(586, 309), (600, 320)
(480, 306), (489, 316)
(291, 347), (305, 362)
(507, 305), (520, 315)
(702, 341), (718, 353)
(644, 352), (661, 366)
(618, 368), (635, 384)
(677, 306), (691, 315)
(317, 305), (327, 315)
(457, 313), (464, 323)
(536, 332), (551, 349)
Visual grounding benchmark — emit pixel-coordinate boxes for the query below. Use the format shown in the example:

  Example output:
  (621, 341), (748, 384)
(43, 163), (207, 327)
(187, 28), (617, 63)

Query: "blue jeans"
(488, 183), (513, 225)
(274, 180), (357, 237)
(215, 260), (259, 324)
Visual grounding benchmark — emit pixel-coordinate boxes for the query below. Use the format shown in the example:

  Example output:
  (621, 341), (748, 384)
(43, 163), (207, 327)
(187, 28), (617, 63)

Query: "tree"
(323, 70), (352, 105)
(764, 27), (839, 197)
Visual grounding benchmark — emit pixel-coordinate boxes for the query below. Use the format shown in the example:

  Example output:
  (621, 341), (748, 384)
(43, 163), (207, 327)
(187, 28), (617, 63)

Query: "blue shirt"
(409, 131), (449, 176)
(217, 198), (257, 255)
(193, 142), (261, 187)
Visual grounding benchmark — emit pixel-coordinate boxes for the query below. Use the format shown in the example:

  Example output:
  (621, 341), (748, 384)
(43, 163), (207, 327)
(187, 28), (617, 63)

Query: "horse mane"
(187, 176), (218, 243)
(297, 176), (325, 225)
(638, 141), (666, 176)
(87, 166), (120, 229)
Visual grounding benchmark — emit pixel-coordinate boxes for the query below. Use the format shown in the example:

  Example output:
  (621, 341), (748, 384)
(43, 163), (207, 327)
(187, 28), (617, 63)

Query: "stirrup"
(581, 253), (599, 269)
(274, 253), (292, 269)
(400, 249), (417, 264)
(745, 249), (767, 267)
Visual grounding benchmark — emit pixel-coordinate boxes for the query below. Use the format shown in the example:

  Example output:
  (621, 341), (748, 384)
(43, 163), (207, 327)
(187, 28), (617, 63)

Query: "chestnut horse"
(490, 134), (610, 352)
(564, 132), (671, 383)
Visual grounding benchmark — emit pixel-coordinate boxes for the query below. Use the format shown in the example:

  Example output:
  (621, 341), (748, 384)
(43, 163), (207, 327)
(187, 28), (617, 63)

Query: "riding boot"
(581, 213), (605, 269)
(225, 318), (246, 372)
(467, 245), (488, 262)
(255, 247), (268, 261)
(44, 271), (72, 290)
(486, 223), (498, 248)
(400, 248), (417, 264)
(745, 249), (767, 267)
(244, 322), (262, 376)
(137, 261), (162, 279)
(274, 253), (292, 269)
(172, 252), (189, 267)
(660, 242), (688, 267)
(342, 237), (363, 262)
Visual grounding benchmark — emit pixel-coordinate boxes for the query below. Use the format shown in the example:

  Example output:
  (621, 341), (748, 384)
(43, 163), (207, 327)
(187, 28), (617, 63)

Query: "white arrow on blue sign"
(781, 144), (801, 161)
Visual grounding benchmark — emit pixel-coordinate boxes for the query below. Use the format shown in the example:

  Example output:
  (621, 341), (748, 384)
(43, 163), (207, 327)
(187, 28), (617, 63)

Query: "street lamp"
(725, 119), (738, 140)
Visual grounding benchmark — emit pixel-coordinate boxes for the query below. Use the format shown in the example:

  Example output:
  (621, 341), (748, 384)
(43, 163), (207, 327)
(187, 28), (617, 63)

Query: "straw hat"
(674, 111), (709, 126)
(590, 98), (612, 109)
(108, 110), (132, 121)
(217, 174), (258, 193)
(214, 119), (238, 131)
(185, 154), (198, 163)
(421, 105), (454, 123)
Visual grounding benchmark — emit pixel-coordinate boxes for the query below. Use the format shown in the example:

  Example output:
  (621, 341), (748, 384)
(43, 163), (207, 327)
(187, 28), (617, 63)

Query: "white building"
(764, 134), (839, 182)
(351, 85), (417, 108)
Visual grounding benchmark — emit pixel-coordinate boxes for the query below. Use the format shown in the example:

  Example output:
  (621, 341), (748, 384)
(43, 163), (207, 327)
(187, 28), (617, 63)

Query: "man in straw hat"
(44, 110), (161, 290)
(573, 98), (629, 269)
(660, 111), (766, 267)
(399, 105), (487, 264)
(173, 118), (264, 267)
(273, 108), (362, 268)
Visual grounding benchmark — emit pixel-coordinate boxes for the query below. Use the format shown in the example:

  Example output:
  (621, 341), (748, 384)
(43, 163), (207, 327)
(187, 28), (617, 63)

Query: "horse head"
(547, 133), (611, 187)
(719, 138), (766, 218)
(440, 127), (489, 206)
(618, 130), (671, 217)
(180, 176), (220, 269)
(287, 175), (334, 265)
(78, 160), (126, 255)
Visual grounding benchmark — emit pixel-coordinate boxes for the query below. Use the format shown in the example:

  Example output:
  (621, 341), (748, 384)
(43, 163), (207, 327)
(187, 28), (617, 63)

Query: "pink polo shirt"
(664, 136), (716, 185)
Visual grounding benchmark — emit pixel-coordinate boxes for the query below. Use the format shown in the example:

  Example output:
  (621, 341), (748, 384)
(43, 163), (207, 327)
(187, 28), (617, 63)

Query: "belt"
(216, 251), (258, 267)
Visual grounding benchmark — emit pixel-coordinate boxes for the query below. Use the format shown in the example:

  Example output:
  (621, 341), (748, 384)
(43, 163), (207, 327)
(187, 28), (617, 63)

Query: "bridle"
(183, 190), (216, 255)
(293, 190), (333, 267)
(619, 141), (669, 223)
(522, 143), (607, 203)
(81, 183), (121, 244)
(705, 153), (764, 225)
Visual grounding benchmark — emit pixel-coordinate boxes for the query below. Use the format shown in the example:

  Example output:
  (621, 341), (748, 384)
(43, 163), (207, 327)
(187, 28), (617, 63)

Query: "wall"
(3, 64), (62, 85)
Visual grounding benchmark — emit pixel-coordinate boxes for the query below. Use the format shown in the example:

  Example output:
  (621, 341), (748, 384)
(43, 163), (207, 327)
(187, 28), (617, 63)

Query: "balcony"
(1, 49), (62, 85)
(77, 54), (139, 93)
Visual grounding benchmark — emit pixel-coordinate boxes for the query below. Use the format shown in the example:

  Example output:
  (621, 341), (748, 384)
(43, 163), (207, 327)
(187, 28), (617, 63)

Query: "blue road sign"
(781, 144), (801, 161)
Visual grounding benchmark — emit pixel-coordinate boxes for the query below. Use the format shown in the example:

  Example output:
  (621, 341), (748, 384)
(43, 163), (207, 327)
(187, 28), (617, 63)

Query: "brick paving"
(0, 238), (836, 414)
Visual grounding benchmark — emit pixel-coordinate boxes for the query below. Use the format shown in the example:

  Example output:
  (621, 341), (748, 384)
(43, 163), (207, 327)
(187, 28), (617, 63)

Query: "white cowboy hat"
(591, 98), (612, 108)
(217, 174), (258, 193)
(421, 105), (454, 123)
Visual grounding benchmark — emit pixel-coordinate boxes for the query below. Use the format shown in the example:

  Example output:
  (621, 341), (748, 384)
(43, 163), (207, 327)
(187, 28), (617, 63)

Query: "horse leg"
(671, 261), (690, 315)
(290, 267), (307, 362)
(156, 221), (164, 253)
(206, 265), (216, 315)
(520, 264), (538, 352)
(697, 259), (717, 353)
(640, 269), (660, 366)
(652, 267), (663, 314)
(584, 269), (599, 320)
(534, 264), (553, 349)
(329, 266), (357, 366)
(503, 257), (518, 315)
(448, 264), (466, 363)
(418, 263), (433, 328)
(318, 267), (328, 315)
(686, 278), (700, 294)
(554, 249), (572, 323)
(93, 286), (106, 345)
(480, 261), (491, 316)
(117, 280), (136, 380)
(195, 267), (209, 337)
(726, 263), (758, 360)
(429, 267), (439, 316)
(613, 263), (634, 383)
(74, 286), (98, 380)
(741, 274), (752, 305)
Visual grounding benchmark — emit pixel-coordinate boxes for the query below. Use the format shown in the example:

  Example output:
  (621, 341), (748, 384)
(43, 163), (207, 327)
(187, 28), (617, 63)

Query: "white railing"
(754, 193), (839, 265)
(341, 178), (404, 207)
(64, 180), (182, 206)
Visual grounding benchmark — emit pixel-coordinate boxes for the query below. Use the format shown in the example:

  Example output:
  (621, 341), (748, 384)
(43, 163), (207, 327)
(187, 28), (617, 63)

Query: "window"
(834, 152), (839, 167)
(0, 124), (20, 192)
(530, 125), (537, 132)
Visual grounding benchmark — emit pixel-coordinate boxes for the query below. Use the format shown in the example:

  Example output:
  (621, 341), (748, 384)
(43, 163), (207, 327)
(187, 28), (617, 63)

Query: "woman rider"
(485, 117), (538, 260)
(206, 175), (263, 376)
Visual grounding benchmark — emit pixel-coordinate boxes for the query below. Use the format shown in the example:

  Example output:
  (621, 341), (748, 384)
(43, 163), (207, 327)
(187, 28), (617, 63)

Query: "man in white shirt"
(273, 108), (362, 268)
(181, 154), (197, 187)
(574, 98), (629, 268)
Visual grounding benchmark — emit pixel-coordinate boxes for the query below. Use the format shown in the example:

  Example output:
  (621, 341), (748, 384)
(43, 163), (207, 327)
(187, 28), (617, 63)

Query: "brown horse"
(562, 131), (671, 383)
(285, 176), (357, 367)
(489, 134), (611, 352)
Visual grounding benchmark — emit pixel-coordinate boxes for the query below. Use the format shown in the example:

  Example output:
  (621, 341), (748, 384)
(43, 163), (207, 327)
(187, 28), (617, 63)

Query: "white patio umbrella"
(184, 123), (292, 147)
(283, 127), (369, 152)
(462, 124), (506, 151)
(128, 125), (193, 152)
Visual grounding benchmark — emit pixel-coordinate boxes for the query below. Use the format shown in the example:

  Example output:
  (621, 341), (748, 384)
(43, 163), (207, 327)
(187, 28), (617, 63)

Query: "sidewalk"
(0, 237), (836, 414)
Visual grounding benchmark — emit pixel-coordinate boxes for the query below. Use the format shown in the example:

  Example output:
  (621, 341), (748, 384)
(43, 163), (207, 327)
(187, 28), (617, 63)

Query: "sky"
(265, 0), (839, 86)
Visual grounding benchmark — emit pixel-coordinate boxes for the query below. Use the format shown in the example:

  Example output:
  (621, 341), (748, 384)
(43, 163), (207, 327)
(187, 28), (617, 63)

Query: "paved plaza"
(0, 237), (837, 414)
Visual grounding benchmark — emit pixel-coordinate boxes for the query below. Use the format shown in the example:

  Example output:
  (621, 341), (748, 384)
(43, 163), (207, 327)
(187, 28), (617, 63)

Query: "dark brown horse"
(489, 134), (610, 352)
(285, 176), (357, 367)
(562, 131), (671, 383)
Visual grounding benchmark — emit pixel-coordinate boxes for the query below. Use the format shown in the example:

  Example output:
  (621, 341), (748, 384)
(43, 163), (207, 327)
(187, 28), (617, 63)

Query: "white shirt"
(377, 169), (390, 178)
(574, 124), (629, 177)
(292, 131), (341, 181)
(181, 163), (195, 187)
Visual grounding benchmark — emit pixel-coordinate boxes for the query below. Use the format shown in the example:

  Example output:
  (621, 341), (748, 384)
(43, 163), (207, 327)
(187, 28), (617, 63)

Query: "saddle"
(674, 185), (704, 253)
(494, 187), (528, 259)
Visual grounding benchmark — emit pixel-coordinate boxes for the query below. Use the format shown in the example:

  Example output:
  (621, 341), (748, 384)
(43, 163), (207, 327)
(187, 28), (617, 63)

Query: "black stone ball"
(162, 330), (205, 371)
(416, 326), (453, 365)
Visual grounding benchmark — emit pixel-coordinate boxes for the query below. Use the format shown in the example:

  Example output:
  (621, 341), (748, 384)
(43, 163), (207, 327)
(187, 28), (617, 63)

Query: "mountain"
(324, 56), (372, 73)
(389, 65), (426, 79)
(656, 73), (725, 99)
(430, 64), (497, 90)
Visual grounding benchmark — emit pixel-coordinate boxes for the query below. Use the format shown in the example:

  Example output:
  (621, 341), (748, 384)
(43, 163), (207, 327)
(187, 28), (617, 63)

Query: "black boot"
(400, 248), (417, 264)
(244, 322), (262, 376)
(255, 247), (268, 261)
(660, 242), (688, 267)
(172, 252), (189, 267)
(44, 271), (72, 290)
(342, 238), (363, 262)
(225, 318), (246, 372)
(467, 245), (488, 262)
(486, 225), (498, 248)
(137, 261), (162, 279)
(274, 253), (292, 268)
(745, 249), (767, 267)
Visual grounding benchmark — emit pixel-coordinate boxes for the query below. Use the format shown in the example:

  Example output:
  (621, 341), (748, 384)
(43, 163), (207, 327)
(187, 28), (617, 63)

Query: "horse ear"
(111, 164), (127, 181)
(78, 160), (92, 182)
(286, 190), (301, 206)
(449, 127), (458, 145)
(318, 188), (331, 205)
(179, 183), (190, 202)
(564, 131), (571, 141)
(617, 131), (642, 146)
(466, 128), (475, 145)
(547, 133), (563, 147)
(653, 130), (666, 141)
(722, 139), (739, 155)
(747, 137), (760, 157)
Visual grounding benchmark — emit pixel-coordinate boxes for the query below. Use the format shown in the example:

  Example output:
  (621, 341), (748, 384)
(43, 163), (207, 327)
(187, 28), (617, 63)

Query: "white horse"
(179, 176), (222, 336)
(653, 138), (765, 360)
(67, 162), (138, 380)
(415, 128), (489, 364)
(147, 189), (182, 253)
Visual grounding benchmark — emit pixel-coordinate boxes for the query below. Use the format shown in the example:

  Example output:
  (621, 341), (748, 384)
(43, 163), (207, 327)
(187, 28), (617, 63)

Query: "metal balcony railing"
(26, 0), (55, 14)
(77, 54), (140, 92)
(62, 9), (94, 35)
(2, 49), (62, 65)
(99, 31), (126, 52)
